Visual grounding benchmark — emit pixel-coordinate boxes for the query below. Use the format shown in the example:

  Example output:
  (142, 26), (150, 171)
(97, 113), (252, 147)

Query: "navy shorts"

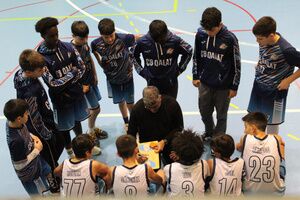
(110, 79), (134, 104)
(85, 84), (101, 109)
(53, 97), (89, 131)
(247, 81), (287, 125)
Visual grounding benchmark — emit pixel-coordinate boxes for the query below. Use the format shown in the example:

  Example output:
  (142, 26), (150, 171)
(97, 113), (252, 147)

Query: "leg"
(88, 106), (100, 131)
(198, 84), (215, 136)
(119, 101), (129, 119)
(72, 121), (82, 136)
(214, 89), (230, 134)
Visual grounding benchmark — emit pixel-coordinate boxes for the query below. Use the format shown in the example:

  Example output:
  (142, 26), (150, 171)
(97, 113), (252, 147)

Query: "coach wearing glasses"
(127, 86), (183, 164)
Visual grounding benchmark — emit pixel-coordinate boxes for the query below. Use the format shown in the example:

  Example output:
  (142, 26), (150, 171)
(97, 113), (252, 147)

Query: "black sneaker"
(94, 128), (108, 140)
(47, 175), (60, 194)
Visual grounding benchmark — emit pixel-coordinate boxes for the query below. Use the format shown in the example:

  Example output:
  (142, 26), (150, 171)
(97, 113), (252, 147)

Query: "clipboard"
(138, 141), (161, 170)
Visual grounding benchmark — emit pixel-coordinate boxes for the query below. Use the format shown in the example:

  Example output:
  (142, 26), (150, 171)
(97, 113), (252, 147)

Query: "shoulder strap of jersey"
(273, 135), (283, 161)
(168, 163), (172, 185)
(144, 164), (150, 187)
(90, 160), (97, 183)
(241, 134), (248, 158)
(111, 166), (117, 187)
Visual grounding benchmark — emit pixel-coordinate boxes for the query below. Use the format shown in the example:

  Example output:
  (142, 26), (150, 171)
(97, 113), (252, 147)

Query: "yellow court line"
(186, 9), (197, 13)
(186, 75), (193, 81)
(287, 134), (300, 141)
(134, 28), (140, 33)
(0, 0), (178, 22)
(230, 103), (240, 110)
(129, 21), (135, 26)
(173, 0), (178, 12)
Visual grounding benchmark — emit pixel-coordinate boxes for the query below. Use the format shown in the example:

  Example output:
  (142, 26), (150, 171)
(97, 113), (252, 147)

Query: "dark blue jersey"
(255, 33), (300, 89)
(193, 26), (241, 90)
(132, 31), (192, 80)
(71, 41), (96, 85)
(14, 69), (54, 140)
(37, 40), (86, 106)
(6, 123), (40, 182)
(91, 33), (135, 84)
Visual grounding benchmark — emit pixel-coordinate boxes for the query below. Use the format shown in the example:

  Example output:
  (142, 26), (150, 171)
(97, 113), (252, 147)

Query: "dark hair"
(3, 99), (29, 122)
(35, 17), (59, 36)
(72, 134), (94, 159)
(149, 20), (168, 43)
(19, 49), (45, 72)
(252, 16), (276, 37)
(116, 135), (137, 158)
(98, 18), (115, 35)
(172, 129), (204, 165)
(71, 20), (89, 37)
(242, 112), (268, 131)
(211, 134), (235, 159)
(200, 7), (222, 30)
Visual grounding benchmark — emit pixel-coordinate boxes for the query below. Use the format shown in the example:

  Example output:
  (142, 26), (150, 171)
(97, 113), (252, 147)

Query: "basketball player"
(54, 134), (111, 197)
(237, 112), (285, 195)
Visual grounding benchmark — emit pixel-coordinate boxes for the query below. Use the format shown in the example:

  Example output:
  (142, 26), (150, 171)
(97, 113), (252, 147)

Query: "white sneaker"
(92, 146), (102, 156)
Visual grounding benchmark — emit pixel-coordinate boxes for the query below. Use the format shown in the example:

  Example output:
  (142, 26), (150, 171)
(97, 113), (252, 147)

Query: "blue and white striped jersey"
(255, 33), (300, 89)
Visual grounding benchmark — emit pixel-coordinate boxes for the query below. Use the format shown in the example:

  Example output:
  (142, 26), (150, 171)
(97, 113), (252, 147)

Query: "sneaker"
(92, 146), (102, 156)
(89, 131), (100, 147)
(47, 175), (60, 194)
(93, 127), (108, 140)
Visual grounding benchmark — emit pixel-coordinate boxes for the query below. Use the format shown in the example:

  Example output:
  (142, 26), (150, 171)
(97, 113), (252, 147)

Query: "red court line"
(0, 0), (53, 13)
(0, 2), (101, 87)
(223, 0), (257, 23)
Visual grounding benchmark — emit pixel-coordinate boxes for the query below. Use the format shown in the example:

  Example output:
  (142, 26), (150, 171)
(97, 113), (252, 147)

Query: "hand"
(33, 137), (43, 151)
(153, 140), (165, 153)
(82, 85), (90, 93)
(136, 153), (149, 164)
(169, 151), (179, 161)
(228, 89), (237, 98)
(192, 80), (201, 88)
(277, 78), (290, 90)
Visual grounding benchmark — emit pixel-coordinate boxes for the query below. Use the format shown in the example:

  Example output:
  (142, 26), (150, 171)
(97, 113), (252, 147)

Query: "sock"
(123, 117), (129, 124)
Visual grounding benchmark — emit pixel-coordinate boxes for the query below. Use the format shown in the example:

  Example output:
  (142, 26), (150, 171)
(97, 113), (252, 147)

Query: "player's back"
(164, 160), (209, 197)
(61, 159), (97, 197)
(242, 134), (285, 195)
(208, 157), (244, 196)
(112, 164), (149, 197)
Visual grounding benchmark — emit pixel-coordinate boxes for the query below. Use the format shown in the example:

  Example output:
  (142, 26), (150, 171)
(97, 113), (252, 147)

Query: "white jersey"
(242, 134), (285, 195)
(164, 160), (209, 197)
(112, 164), (149, 197)
(208, 157), (244, 196)
(61, 159), (97, 197)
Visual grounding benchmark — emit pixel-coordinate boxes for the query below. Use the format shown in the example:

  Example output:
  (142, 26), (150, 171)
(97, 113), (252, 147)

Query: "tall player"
(237, 112), (285, 195)
(248, 16), (300, 134)
(35, 17), (100, 156)
(91, 18), (140, 130)
(71, 20), (108, 146)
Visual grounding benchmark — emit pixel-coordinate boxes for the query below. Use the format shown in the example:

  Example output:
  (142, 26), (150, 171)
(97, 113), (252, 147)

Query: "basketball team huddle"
(4, 6), (300, 198)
